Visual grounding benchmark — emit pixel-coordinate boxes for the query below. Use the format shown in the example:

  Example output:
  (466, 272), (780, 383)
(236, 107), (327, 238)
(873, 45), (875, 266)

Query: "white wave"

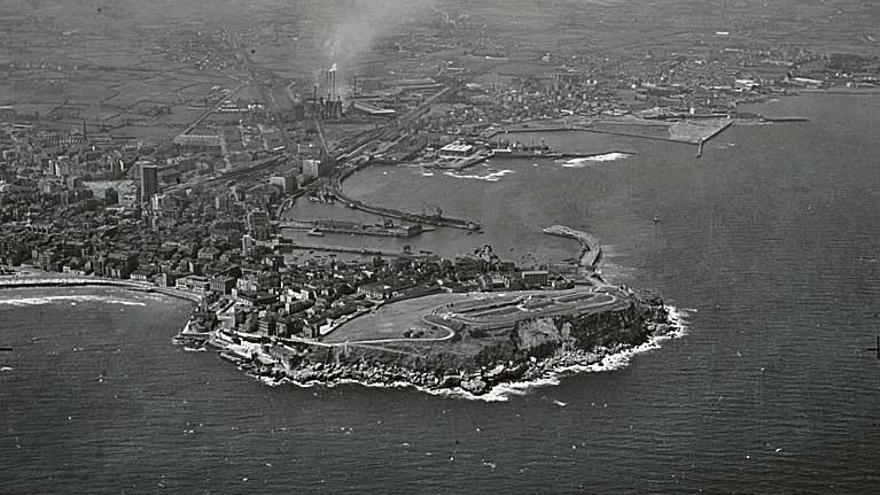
(233, 305), (690, 402)
(421, 171), (435, 177)
(462, 304), (689, 401)
(443, 169), (514, 182)
(0, 295), (146, 308)
(561, 152), (632, 167)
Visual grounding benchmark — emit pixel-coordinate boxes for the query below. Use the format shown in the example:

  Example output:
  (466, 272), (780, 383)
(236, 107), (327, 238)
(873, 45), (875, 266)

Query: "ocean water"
(2, 93), (879, 493)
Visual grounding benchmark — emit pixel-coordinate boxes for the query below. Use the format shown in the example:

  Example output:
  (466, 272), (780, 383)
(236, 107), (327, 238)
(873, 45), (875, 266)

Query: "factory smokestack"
(324, 70), (328, 98)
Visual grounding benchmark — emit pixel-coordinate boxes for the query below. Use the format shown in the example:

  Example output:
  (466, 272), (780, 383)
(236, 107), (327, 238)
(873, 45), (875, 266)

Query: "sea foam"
(561, 152), (632, 167)
(255, 305), (690, 402)
(451, 304), (690, 402)
(0, 294), (147, 309)
(443, 169), (514, 182)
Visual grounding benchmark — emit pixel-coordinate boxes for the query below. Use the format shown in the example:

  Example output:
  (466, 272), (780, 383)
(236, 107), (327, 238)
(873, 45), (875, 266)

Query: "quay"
(278, 219), (423, 238)
(758, 115), (809, 123)
(490, 123), (698, 145)
(328, 189), (481, 231)
(574, 126), (694, 145)
(283, 243), (429, 258)
(423, 151), (493, 171)
(490, 149), (637, 161)
(485, 125), (574, 138)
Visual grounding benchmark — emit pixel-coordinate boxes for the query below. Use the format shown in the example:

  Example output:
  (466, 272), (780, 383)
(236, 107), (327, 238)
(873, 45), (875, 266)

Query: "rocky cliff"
(282, 293), (672, 396)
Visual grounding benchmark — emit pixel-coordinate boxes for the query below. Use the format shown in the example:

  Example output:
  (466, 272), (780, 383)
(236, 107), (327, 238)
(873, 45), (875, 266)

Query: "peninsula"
(174, 226), (680, 398)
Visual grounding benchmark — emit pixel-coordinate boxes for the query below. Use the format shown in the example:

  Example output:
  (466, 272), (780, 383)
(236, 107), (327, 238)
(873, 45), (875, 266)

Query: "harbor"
(327, 188), (482, 231)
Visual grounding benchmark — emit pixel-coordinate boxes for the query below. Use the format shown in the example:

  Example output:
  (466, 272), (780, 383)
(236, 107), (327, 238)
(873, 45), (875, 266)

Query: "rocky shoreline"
(182, 298), (684, 400)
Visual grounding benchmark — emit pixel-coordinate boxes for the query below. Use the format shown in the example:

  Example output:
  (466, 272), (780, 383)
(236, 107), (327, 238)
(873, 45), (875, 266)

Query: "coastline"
(195, 303), (686, 402)
(0, 271), (203, 304)
(172, 223), (686, 400)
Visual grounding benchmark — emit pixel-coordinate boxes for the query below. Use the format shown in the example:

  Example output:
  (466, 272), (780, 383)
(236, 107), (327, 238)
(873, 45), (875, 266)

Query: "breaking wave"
(561, 152), (632, 167)
(443, 169), (515, 182)
(261, 305), (690, 402)
(0, 295), (147, 309)
(447, 304), (690, 402)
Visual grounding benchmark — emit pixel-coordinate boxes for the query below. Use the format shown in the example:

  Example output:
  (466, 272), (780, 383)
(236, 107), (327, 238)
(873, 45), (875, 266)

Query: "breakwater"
(542, 225), (602, 269)
(283, 243), (430, 259)
(697, 120), (734, 157)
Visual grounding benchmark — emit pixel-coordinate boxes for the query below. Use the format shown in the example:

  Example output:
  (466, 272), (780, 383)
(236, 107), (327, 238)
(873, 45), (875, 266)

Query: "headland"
(174, 226), (681, 399)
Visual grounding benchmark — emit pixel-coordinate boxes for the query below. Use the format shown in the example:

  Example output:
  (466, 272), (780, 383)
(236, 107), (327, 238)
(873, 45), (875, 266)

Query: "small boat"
(653, 215), (660, 224)
(307, 228), (325, 237)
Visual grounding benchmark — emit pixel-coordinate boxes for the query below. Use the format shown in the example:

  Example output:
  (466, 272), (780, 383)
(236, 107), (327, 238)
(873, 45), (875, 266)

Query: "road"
(437, 289), (627, 330)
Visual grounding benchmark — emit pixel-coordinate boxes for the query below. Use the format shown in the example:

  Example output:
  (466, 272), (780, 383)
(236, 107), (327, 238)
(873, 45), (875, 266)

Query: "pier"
(758, 116), (810, 123)
(285, 243), (430, 259)
(697, 120), (734, 158)
(278, 219), (423, 238)
(328, 189), (481, 231)
(490, 149), (638, 161)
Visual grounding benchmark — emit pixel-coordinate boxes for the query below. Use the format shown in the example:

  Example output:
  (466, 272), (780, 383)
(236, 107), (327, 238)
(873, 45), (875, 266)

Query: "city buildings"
(246, 209), (272, 240)
(140, 162), (159, 204)
(302, 159), (332, 179)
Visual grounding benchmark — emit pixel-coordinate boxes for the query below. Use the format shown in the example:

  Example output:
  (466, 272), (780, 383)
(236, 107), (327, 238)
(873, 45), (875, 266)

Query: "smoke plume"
(323, 0), (435, 72)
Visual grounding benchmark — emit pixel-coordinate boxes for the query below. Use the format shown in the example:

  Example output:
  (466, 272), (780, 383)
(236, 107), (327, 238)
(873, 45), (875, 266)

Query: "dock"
(278, 219), (423, 238)
(490, 150), (638, 161)
(328, 189), (481, 231)
(433, 151), (493, 171)
(758, 116), (810, 123)
(286, 244), (431, 259)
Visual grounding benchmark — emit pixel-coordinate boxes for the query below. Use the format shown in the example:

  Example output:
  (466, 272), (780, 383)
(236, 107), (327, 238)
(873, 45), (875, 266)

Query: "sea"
(2, 93), (879, 494)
